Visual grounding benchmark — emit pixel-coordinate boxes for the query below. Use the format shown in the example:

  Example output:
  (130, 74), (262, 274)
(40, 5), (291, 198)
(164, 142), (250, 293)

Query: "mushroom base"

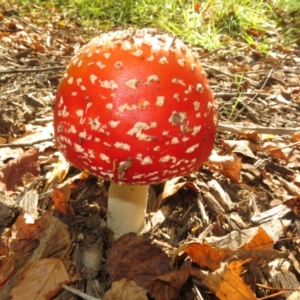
(107, 183), (149, 239)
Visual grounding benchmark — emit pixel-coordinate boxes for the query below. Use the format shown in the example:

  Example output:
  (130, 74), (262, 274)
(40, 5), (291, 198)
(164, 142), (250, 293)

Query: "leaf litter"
(0, 2), (299, 300)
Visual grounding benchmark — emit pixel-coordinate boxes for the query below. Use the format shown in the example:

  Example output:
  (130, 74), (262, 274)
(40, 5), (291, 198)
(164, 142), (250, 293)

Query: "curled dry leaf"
(239, 131), (259, 142)
(42, 154), (69, 193)
(206, 150), (242, 182)
(221, 140), (258, 159)
(8, 213), (41, 253)
(284, 196), (300, 217)
(0, 147), (40, 193)
(240, 227), (274, 251)
(0, 256), (15, 287)
(51, 182), (74, 216)
(263, 142), (288, 161)
(291, 132), (300, 142)
(148, 268), (191, 300)
(202, 263), (256, 300)
(104, 279), (148, 300)
(0, 238), (14, 286)
(106, 233), (171, 288)
(175, 227), (274, 272)
(287, 291), (300, 300)
(10, 258), (70, 300)
(176, 243), (233, 272)
(160, 176), (200, 203)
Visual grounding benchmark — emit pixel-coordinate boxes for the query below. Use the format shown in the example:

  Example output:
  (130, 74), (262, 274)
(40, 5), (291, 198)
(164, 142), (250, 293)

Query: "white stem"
(107, 183), (149, 239)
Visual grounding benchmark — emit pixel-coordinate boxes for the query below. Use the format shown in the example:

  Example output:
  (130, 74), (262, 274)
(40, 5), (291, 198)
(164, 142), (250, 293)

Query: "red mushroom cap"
(54, 29), (217, 184)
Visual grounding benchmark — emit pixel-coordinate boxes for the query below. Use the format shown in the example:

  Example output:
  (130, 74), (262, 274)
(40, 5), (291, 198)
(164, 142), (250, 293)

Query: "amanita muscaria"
(54, 28), (217, 239)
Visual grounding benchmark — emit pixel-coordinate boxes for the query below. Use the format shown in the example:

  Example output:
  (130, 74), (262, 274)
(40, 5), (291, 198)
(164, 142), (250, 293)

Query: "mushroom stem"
(107, 183), (149, 239)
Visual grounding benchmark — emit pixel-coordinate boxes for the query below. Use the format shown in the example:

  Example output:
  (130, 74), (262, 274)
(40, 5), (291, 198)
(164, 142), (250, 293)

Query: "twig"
(265, 141), (300, 152)
(14, 15), (44, 34)
(201, 63), (260, 87)
(0, 66), (65, 74)
(61, 285), (102, 300)
(231, 68), (273, 122)
(213, 91), (271, 99)
(0, 137), (54, 148)
(197, 48), (220, 60)
(257, 291), (287, 300)
(256, 283), (299, 299)
(218, 123), (300, 135)
(0, 27), (18, 32)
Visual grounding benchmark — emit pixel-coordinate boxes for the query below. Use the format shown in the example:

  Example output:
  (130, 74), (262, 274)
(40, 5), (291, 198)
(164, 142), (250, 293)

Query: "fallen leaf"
(10, 258), (70, 300)
(175, 243), (232, 271)
(284, 196), (300, 217)
(104, 279), (148, 300)
(52, 182), (74, 216)
(240, 227), (274, 251)
(240, 131), (259, 142)
(222, 140), (258, 158)
(148, 268), (191, 300)
(8, 213), (41, 253)
(0, 148), (40, 193)
(202, 263), (256, 300)
(175, 227), (274, 272)
(206, 151), (242, 182)
(287, 291), (300, 300)
(43, 154), (69, 192)
(159, 177), (200, 203)
(0, 256), (15, 286)
(263, 142), (288, 161)
(106, 233), (171, 288)
(0, 238), (15, 286)
(291, 132), (300, 143)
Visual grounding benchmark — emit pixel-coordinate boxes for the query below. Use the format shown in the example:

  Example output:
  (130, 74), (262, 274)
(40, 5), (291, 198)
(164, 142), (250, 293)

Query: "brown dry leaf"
(148, 268), (191, 300)
(239, 131), (259, 142)
(221, 140), (258, 159)
(0, 214), (71, 296)
(176, 227), (274, 272)
(227, 259), (251, 278)
(291, 132), (300, 142)
(287, 291), (300, 300)
(10, 124), (54, 152)
(43, 154), (69, 192)
(263, 142), (288, 161)
(8, 213), (41, 253)
(69, 170), (90, 189)
(52, 182), (74, 216)
(176, 243), (233, 271)
(240, 227), (274, 251)
(0, 256), (15, 286)
(284, 196), (300, 217)
(160, 177), (200, 202)
(202, 263), (256, 300)
(0, 147), (40, 193)
(32, 213), (71, 259)
(287, 153), (300, 169)
(206, 151), (242, 182)
(104, 279), (148, 300)
(10, 258), (70, 300)
(106, 233), (171, 288)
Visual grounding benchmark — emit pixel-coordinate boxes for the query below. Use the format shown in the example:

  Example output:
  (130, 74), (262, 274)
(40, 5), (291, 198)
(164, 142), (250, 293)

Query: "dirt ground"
(0, 4), (300, 300)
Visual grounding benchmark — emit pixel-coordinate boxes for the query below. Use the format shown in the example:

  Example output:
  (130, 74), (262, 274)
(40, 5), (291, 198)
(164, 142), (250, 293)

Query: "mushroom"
(54, 28), (217, 239)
